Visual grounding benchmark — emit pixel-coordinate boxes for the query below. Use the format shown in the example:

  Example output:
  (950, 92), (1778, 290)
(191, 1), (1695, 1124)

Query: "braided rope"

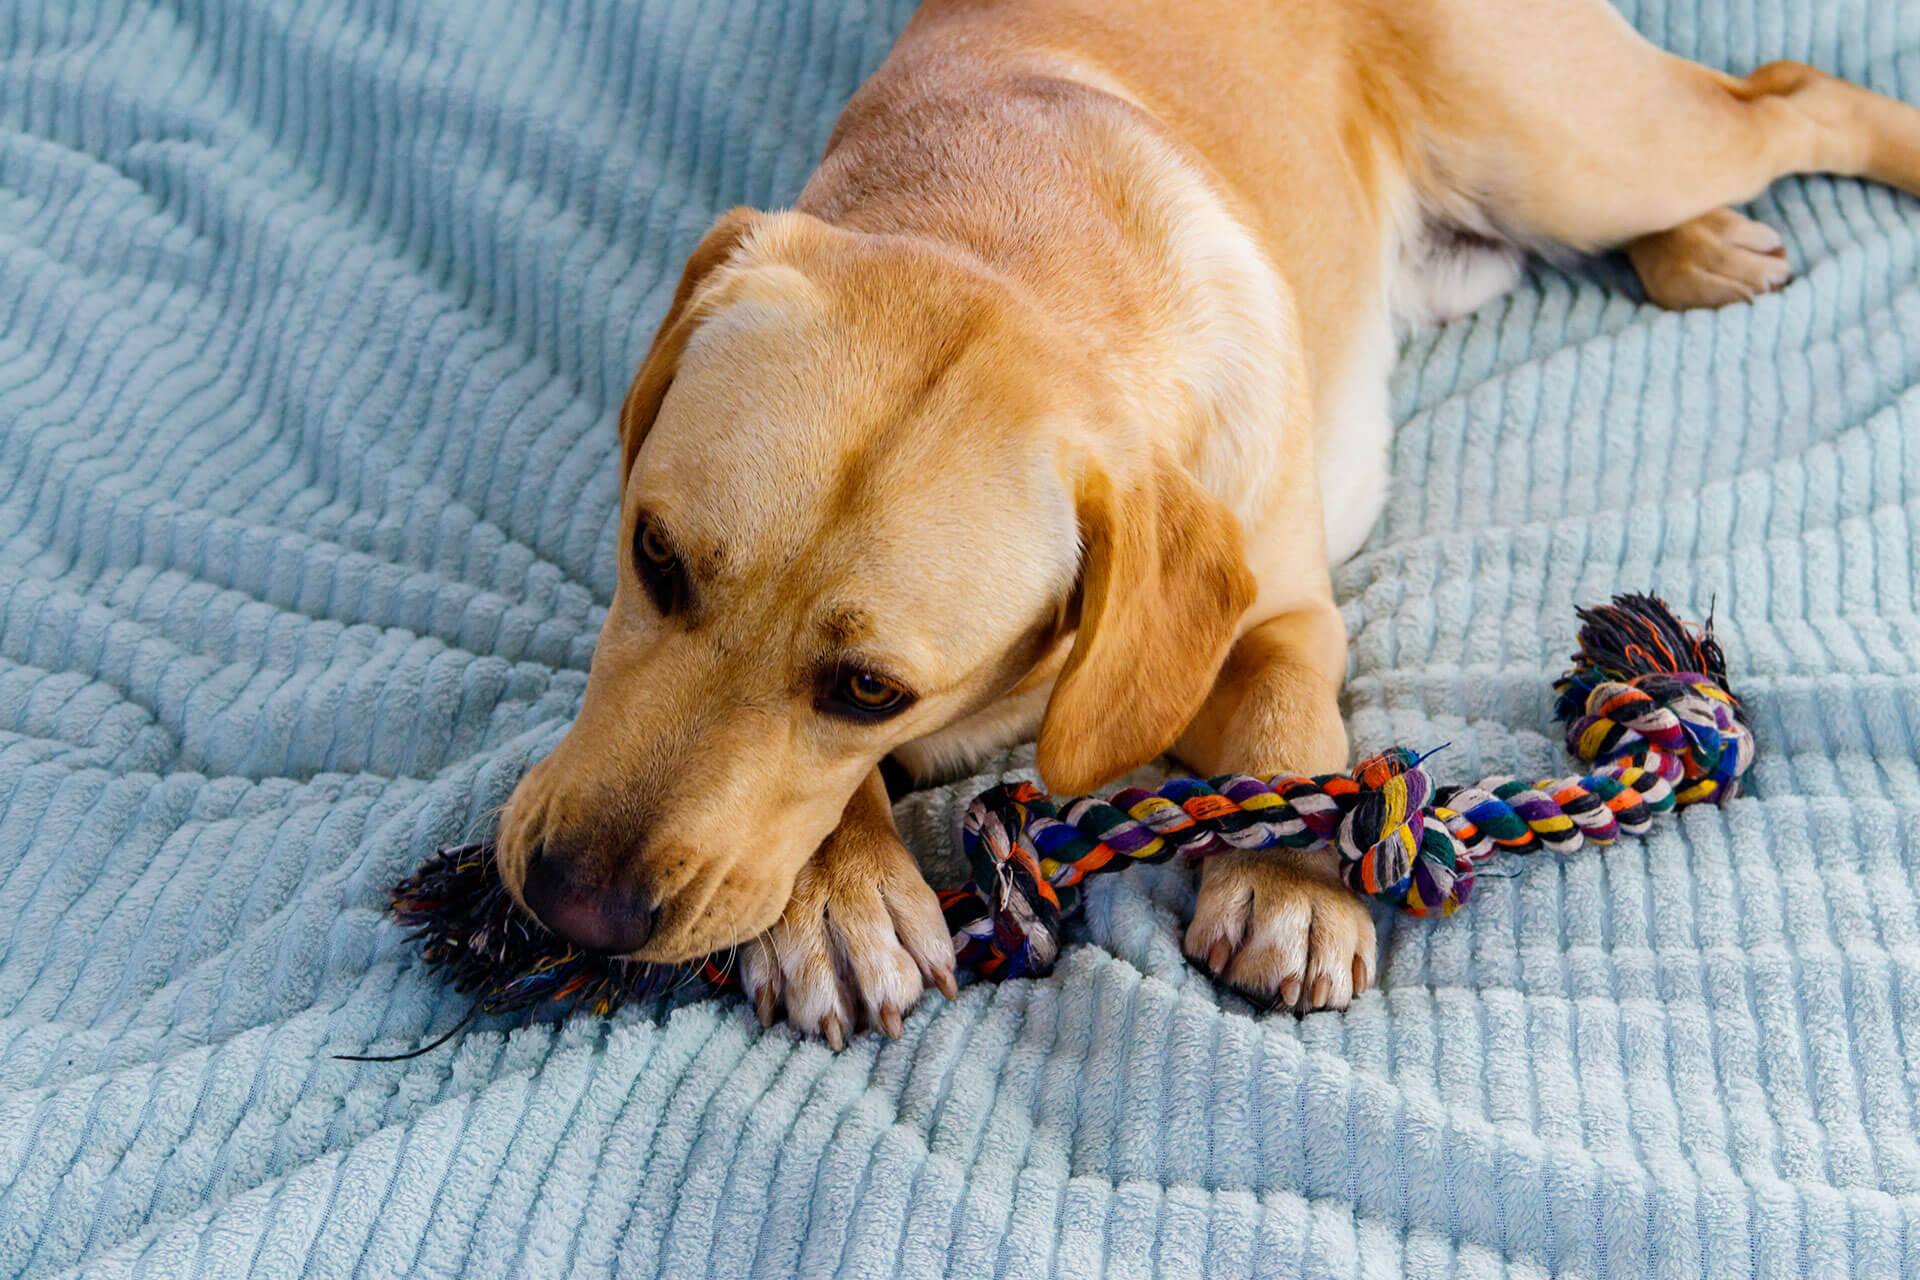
(943, 594), (1755, 980)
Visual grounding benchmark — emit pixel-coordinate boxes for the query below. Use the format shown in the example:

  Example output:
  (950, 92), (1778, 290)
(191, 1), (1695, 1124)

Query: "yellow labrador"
(497, 0), (1920, 1044)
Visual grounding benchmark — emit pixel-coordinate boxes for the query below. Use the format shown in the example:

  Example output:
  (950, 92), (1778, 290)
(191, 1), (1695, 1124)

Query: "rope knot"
(1335, 748), (1471, 917)
(1552, 594), (1754, 804)
(1560, 674), (1752, 803)
(948, 780), (1067, 979)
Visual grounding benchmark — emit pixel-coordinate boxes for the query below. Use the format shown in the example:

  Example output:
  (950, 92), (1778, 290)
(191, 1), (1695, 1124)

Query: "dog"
(496, 0), (1920, 1046)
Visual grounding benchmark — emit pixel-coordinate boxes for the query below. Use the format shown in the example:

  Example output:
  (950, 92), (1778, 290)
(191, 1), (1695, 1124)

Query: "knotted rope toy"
(943, 593), (1753, 979)
(357, 593), (1751, 1051)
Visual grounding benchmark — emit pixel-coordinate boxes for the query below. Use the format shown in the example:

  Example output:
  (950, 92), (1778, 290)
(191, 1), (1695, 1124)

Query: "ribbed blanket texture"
(3, 0), (1919, 1275)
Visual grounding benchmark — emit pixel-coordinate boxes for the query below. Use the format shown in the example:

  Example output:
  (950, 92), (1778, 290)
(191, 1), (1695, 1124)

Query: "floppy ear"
(1036, 457), (1258, 794)
(618, 207), (762, 478)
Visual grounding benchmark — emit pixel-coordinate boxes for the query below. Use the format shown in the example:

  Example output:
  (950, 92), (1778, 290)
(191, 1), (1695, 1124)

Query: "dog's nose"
(519, 846), (657, 954)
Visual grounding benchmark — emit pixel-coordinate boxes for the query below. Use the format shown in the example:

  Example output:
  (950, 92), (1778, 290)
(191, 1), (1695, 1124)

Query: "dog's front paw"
(740, 831), (957, 1049)
(1184, 849), (1375, 1012)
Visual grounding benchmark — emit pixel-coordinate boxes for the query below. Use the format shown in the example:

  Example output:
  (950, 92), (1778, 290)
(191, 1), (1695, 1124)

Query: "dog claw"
(755, 986), (776, 1028)
(879, 1003), (904, 1039)
(1352, 956), (1369, 995)
(934, 968), (959, 1001)
(1278, 976), (1302, 1009)
(821, 1013), (846, 1052)
(1311, 974), (1331, 1008)
(1206, 939), (1230, 974)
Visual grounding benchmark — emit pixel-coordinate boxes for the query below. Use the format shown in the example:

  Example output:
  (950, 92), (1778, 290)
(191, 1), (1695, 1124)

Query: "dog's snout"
(520, 844), (658, 955)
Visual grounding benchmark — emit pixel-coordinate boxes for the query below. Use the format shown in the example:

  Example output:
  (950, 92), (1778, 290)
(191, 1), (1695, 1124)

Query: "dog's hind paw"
(1628, 207), (1791, 310)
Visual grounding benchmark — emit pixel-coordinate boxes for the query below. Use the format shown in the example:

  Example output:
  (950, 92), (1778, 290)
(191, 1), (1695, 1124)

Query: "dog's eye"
(637, 523), (673, 567)
(632, 517), (684, 612)
(846, 672), (903, 709)
(819, 668), (913, 720)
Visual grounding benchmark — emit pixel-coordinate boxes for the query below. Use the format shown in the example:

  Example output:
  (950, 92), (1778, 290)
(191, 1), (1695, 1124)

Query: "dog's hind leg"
(1396, 0), (1920, 308)
(1613, 60), (1920, 309)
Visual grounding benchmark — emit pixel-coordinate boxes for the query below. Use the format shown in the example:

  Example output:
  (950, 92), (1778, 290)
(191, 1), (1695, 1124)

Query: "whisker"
(460, 798), (511, 847)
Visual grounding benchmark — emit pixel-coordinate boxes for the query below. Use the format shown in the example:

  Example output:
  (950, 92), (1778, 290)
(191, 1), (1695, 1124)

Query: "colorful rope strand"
(942, 594), (1754, 979)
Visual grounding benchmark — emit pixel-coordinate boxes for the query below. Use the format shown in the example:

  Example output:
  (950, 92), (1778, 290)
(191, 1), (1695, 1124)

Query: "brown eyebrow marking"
(820, 605), (870, 646)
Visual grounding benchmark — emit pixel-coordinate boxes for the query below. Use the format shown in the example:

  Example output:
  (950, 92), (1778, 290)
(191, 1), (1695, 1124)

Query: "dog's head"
(496, 208), (1255, 961)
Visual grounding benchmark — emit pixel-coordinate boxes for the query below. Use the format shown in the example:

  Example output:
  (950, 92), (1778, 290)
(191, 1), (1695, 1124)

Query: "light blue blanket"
(4, 1), (1919, 1275)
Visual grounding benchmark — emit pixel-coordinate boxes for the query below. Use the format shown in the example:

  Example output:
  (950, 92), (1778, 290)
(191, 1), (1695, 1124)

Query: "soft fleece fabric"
(3, 0), (1919, 1276)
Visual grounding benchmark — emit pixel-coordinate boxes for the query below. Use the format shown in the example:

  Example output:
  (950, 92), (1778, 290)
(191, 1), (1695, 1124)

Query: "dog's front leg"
(1175, 605), (1376, 1012)
(740, 768), (956, 1048)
